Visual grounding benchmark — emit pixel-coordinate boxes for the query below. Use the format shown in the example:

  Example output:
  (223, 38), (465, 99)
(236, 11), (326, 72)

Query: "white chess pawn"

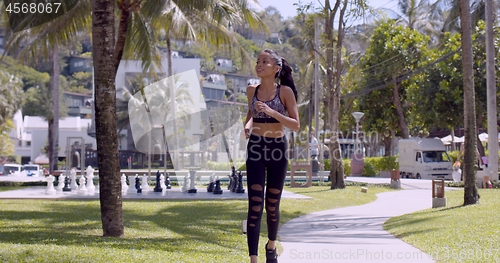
(70, 169), (78, 191)
(141, 174), (150, 192)
(45, 175), (56, 195)
(56, 175), (64, 191)
(121, 174), (129, 193)
(128, 175), (138, 194)
(160, 174), (166, 192)
(78, 175), (87, 195)
(85, 166), (96, 194)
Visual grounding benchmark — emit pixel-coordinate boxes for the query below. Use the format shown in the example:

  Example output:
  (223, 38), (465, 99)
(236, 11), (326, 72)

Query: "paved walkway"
(278, 178), (438, 263)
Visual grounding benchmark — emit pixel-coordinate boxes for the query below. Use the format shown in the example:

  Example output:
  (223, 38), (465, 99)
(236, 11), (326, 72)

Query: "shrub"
(342, 159), (351, 176)
(363, 161), (377, 177)
(207, 161), (246, 171)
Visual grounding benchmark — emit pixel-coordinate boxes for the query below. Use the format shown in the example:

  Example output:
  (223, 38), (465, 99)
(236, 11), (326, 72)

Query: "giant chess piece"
(187, 169), (197, 193)
(181, 174), (189, 192)
(78, 175), (87, 195)
(213, 176), (223, 195)
(121, 174), (129, 194)
(154, 171), (163, 192)
(165, 172), (172, 189)
(135, 175), (142, 193)
(236, 171), (245, 194)
(45, 175), (56, 195)
(207, 173), (215, 192)
(128, 175), (138, 194)
(159, 174), (166, 192)
(141, 174), (150, 192)
(227, 174), (233, 191)
(70, 168), (78, 191)
(231, 167), (239, 192)
(85, 166), (96, 194)
(56, 175), (65, 191)
(63, 175), (72, 192)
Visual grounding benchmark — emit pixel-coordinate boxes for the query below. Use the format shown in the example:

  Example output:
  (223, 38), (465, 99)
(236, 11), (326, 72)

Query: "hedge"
(207, 156), (399, 177)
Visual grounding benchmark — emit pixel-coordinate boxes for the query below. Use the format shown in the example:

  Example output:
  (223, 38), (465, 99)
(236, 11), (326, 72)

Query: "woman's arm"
(244, 85), (257, 138)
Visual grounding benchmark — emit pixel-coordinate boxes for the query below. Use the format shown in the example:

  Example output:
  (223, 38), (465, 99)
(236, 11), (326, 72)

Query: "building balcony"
(68, 106), (92, 117)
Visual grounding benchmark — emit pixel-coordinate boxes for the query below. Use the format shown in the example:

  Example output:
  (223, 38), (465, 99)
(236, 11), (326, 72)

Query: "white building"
(11, 56), (203, 163)
(10, 110), (126, 165)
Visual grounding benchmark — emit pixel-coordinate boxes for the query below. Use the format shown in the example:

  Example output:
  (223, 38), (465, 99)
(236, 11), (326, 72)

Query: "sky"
(257, 0), (400, 20)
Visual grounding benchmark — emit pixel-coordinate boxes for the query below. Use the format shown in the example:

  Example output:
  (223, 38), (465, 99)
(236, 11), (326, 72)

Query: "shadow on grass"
(0, 199), (306, 253)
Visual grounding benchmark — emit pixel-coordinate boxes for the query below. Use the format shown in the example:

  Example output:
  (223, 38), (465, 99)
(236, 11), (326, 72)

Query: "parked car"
(23, 164), (42, 177)
(3, 164), (24, 175)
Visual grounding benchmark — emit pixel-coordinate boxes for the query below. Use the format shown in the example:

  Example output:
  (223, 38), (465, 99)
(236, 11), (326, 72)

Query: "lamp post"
(352, 112), (364, 155)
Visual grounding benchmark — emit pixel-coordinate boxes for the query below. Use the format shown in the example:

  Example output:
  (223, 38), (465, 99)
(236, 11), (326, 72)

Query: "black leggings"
(246, 134), (288, 256)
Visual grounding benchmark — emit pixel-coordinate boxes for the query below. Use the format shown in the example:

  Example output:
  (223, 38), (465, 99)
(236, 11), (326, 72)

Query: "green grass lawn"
(384, 188), (500, 263)
(0, 184), (392, 263)
(0, 186), (23, 192)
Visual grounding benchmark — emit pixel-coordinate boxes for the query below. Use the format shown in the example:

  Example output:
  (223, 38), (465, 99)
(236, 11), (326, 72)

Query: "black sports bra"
(250, 84), (288, 123)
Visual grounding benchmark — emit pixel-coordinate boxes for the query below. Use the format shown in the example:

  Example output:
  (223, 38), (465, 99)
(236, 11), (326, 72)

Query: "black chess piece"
(213, 179), (223, 194)
(229, 166), (237, 191)
(207, 180), (215, 192)
(154, 170), (163, 192)
(135, 176), (142, 193)
(236, 171), (245, 194)
(165, 172), (172, 189)
(62, 176), (71, 192)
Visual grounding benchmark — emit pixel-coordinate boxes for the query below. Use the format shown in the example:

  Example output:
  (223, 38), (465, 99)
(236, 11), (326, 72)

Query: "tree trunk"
(476, 114), (485, 157)
(459, 0), (479, 205)
(392, 80), (409, 139)
(92, 0), (124, 236)
(451, 128), (455, 151)
(383, 135), (391, 156)
(325, 0), (346, 189)
(48, 118), (54, 170)
(49, 46), (59, 172)
(166, 35), (179, 170)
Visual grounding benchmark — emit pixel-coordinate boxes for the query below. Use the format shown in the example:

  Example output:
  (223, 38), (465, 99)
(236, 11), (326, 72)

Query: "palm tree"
(92, 0), (265, 236)
(0, 71), (23, 127)
(458, 0), (480, 205)
(2, 5), (90, 171)
(439, 0), (499, 33)
(396, 0), (441, 33)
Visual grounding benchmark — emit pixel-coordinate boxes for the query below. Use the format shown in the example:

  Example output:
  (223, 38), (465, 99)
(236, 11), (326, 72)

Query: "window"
(26, 141), (31, 146)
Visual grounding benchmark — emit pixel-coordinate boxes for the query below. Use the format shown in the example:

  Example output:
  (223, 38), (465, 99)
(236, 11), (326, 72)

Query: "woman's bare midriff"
(251, 123), (286, 138)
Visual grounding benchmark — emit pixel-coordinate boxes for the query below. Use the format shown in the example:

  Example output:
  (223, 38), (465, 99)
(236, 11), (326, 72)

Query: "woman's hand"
(254, 101), (276, 117)
(244, 128), (250, 139)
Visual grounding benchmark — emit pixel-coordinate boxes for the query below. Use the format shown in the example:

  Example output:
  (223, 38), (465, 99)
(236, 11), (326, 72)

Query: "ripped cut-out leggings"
(246, 134), (288, 256)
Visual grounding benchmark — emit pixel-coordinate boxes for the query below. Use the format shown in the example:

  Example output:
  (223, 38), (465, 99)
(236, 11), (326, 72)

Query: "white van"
(2, 164), (24, 176)
(398, 138), (453, 180)
(23, 164), (42, 177)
